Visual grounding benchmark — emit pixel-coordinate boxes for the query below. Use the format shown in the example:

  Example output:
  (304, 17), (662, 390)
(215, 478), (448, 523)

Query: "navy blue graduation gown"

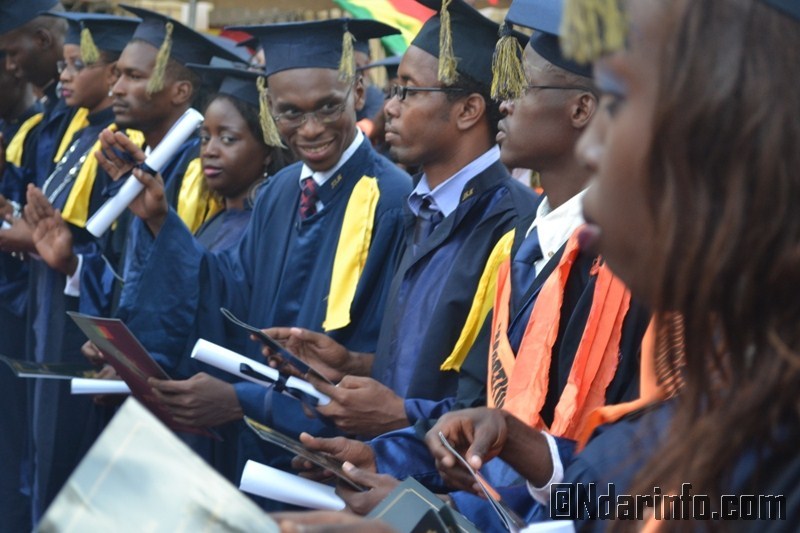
(115, 137), (411, 478)
(368, 213), (648, 528)
(371, 161), (538, 424)
(0, 101), (42, 533)
(195, 207), (251, 253)
(2, 85), (77, 190)
(26, 106), (117, 521)
(77, 134), (202, 319)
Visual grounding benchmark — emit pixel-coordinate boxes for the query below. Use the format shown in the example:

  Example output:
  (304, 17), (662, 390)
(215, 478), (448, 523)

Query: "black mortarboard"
(188, 60), (280, 148)
(506, 0), (592, 78)
(411, 0), (515, 87)
(359, 54), (402, 79)
(209, 34), (252, 64)
(40, 13), (139, 63)
(188, 63), (259, 107)
(761, 0), (800, 21)
(227, 18), (400, 80)
(120, 4), (244, 95)
(0, 0), (56, 36)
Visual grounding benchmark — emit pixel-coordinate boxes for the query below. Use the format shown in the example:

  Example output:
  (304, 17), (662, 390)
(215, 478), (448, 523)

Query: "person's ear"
(454, 93), (486, 132)
(170, 79), (194, 106)
(33, 28), (54, 50)
(571, 93), (597, 129)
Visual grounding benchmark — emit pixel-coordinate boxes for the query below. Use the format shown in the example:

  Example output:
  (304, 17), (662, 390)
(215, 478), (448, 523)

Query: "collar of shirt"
(299, 128), (364, 187)
(407, 145), (500, 218)
(528, 189), (587, 275)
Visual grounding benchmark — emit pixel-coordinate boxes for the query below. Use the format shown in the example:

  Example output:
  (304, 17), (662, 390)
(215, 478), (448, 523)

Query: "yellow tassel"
(146, 21), (173, 96)
(560, 0), (627, 64)
(257, 76), (283, 148)
(437, 0), (458, 85)
(491, 26), (526, 101)
(80, 26), (100, 65)
(338, 29), (356, 82)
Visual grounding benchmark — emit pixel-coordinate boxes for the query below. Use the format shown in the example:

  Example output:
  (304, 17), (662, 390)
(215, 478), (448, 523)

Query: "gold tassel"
(146, 21), (173, 96)
(560, 0), (627, 64)
(437, 0), (458, 85)
(257, 76), (284, 148)
(80, 25), (100, 65)
(338, 29), (356, 82)
(491, 25), (526, 101)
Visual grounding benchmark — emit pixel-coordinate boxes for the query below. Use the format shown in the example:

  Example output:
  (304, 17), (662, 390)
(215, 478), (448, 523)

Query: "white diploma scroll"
(86, 107), (204, 237)
(239, 460), (345, 511)
(190, 339), (331, 406)
(71, 378), (131, 395)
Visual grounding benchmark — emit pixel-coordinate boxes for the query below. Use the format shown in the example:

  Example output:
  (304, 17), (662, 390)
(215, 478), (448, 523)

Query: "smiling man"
(265, 0), (537, 441)
(105, 18), (412, 486)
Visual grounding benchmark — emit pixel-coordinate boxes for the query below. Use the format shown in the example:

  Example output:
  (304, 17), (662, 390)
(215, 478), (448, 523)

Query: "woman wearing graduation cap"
(188, 64), (294, 253)
(19, 12), (141, 521)
(425, 0), (800, 528)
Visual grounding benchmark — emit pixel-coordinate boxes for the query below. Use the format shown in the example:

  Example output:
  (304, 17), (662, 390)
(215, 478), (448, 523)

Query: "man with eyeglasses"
(105, 18), (412, 488)
(288, 0), (648, 527)
(265, 0), (537, 440)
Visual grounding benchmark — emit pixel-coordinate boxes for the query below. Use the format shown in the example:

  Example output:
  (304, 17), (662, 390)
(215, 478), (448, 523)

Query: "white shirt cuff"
(64, 254), (83, 297)
(526, 432), (564, 505)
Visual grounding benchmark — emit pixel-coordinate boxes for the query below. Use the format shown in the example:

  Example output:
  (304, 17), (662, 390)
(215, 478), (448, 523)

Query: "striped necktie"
(299, 177), (318, 220)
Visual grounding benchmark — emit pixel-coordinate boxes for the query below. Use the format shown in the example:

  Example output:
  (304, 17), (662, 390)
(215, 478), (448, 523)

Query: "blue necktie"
(413, 197), (444, 248)
(510, 227), (543, 312)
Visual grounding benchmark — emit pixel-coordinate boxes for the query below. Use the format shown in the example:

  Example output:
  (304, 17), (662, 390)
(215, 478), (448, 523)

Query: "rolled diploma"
(71, 378), (131, 395)
(85, 107), (204, 237)
(191, 339), (330, 406)
(239, 460), (345, 511)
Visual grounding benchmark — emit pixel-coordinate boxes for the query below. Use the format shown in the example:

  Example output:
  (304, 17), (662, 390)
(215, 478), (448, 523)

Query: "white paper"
(239, 460), (345, 511)
(86, 108), (204, 237)
(1, 221), (10, 230)
(70, 378), (131, 395)
(38, 399), (276, 532)
(191, 339), (330, 406)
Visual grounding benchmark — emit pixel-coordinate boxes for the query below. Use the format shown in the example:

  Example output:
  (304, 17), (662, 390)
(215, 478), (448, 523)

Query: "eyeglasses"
(57, 59), (99, 74)
(387, 84), (466, 102)
(272, 86), (353, 129)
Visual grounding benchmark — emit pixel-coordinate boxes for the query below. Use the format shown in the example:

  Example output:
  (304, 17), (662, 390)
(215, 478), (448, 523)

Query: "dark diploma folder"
(67, 311), (216, 438)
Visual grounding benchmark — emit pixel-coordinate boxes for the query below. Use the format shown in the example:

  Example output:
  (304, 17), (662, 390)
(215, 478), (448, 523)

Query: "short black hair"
(445, 72), (502, 144)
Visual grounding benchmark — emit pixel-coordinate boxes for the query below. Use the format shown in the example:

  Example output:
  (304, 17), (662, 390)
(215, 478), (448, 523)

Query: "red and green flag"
(334, 0), (435, 55)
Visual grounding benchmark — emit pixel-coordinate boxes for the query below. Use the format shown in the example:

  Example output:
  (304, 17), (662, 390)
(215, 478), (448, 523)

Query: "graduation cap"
(412, 0), (516, 88)
(507, 0), (593, 79)
(227, 18), (400, 82)
(39, 13), (140, 64)
(358, 54), (402, 80)
(208, 34), (252, 64)
(120, 4), (244, 96)
(188, 61), (281, 147)
(760, 0), (800, 21)
(0, 0), (56, 36)
(188, 63), (259, 107)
